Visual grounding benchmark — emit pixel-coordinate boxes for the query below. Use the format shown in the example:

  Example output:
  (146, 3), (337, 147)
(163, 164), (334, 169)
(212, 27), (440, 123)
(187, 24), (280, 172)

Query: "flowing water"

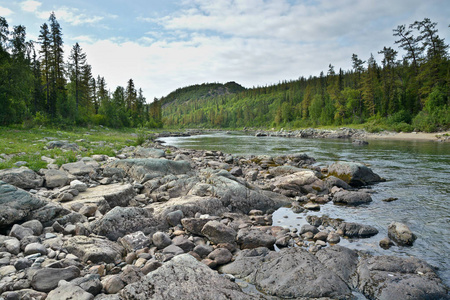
(159, 132), (450, 286)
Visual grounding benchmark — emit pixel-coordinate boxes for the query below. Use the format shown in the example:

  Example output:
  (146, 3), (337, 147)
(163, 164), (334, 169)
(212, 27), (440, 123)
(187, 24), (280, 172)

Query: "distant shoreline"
(365, 131), (450, 142)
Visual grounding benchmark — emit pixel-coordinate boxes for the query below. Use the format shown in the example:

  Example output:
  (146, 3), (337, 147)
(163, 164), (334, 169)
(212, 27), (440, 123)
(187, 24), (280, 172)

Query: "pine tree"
(68, 42), (87, 111)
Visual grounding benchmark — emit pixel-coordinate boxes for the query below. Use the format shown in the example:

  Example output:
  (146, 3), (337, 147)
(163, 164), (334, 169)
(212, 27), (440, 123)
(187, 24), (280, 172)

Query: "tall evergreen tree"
(68, 42), (87, 111)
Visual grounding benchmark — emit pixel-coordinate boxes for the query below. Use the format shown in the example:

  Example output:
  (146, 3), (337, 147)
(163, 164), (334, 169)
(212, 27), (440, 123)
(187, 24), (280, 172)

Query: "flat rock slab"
(61, 161), (95, 176)
(120, 254), (261, 299)
(67, 183), (136, 210)
(64, 235), (125, 264)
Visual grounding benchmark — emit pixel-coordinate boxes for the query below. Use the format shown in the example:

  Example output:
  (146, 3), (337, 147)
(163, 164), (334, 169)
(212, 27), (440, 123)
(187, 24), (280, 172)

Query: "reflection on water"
(160, 132), (450, 286)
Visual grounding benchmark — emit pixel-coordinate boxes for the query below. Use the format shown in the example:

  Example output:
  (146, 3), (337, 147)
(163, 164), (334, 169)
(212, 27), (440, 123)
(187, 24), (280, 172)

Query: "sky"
(1, 0), (449, 102)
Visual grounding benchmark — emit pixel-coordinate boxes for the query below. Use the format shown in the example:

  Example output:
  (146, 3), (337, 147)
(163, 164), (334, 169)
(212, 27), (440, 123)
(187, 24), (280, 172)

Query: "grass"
(0, 126), (158, 172)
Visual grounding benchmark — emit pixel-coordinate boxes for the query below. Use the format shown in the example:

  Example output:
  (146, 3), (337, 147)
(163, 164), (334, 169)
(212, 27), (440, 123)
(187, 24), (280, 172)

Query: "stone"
(152, 231), (172, 249)
(172, 236), (195, 252)
(166, 210), (184, 226)
(0, 168), (43, 189)
(134, 147), (166, 158)
(208, 248), (232, 265)
(27, 202), (87, 227)
(31, 266), (80, 292)
(388, 221), (417, 246)
(272, 170), (326, 195)
(0, 181), (47, 227)
(193, 244), (213, 258)
(201, 220), (237, 245)
(299, 224), (319, 235)
(9, 224), (34, 240)
(24, 242), (47, 256)
(379, 237), (394, 249)
(91, 207), (159, 241)
(102, 275), (125, 294)
(61, 161), (95, 176)
(43, 169), (70, 188)
(64, 235), (125, 264)
(46, 281), (94, 300)
(324, 175), (351, 189)
(333, 190), (372, 205)
(120, 254), (259, 299)
(14, 257), (32, 270)
(21, 220), (43, 235)
(357, 255), (448, 300)
(327, 232), (341, 244)
(313, 231), (328, 241)
(4, 238), (20, 255)
(339, 222), (379, 238)
(162, 244), (185, 257)
(236, 228), (276, 249)
(0, 265), (16, 276)
(328, 161), (382, 187)
(181, 216), (218, 236)
(120, 231), (151, 252)
(70, 179), (88, 192)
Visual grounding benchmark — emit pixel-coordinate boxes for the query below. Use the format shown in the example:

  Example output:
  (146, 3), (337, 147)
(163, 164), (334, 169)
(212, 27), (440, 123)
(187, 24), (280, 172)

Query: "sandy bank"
(366, 131), (450, 142)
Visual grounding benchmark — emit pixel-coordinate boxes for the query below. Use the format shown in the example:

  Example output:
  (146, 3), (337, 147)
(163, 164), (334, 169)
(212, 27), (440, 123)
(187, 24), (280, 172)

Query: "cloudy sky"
(1, 0), (449, 101)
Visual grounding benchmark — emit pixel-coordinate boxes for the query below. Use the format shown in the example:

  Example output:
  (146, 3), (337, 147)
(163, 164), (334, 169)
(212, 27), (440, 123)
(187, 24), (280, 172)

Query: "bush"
(412, 105), (450, 132)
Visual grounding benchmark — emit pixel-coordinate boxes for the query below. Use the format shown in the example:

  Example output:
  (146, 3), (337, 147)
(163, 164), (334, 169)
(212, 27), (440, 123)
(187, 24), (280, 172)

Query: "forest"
(162, 18), (450, 132)
(0, 13), (162, 129)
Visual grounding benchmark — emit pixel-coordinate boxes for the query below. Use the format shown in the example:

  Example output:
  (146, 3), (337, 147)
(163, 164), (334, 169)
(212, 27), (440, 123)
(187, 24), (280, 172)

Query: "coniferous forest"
(0, 14), (449, 132)
(0, 13), (162, 128)
(162, 18), (450, 132)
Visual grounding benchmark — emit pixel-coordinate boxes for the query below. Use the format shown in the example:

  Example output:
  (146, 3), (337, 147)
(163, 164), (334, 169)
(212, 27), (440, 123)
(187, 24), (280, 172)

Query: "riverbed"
(159, 132), (450, 286)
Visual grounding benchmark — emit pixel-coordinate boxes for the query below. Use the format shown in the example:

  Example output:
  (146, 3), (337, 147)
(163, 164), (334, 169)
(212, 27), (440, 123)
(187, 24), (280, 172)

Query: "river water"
(159, 132), (450, 286)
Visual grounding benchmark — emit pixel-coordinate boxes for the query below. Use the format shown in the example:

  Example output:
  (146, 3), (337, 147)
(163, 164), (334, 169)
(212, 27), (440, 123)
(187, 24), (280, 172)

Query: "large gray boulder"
(0, 168), (43, 189)
(108, 158), (192, 183)
(31, 266), (80, 292)
(43, 169), (70, 188)
(61, 161), (95, 176)
(201, 220), (237, 245)
(64, 235), (125, 264)
(91, 206), (160, 241)
(236, 227), (276, 249)
(46, 281), (94, 300)
(333, 190), (372, 206)
(26, 201), (87, 227)
(120, 254), (260, 299)
(221, 247), (353, 299)
(328, 161), (382, 186)
(388, 221), (417, 246)
(358, 255), (449, 300)
(0, 181), (47, 227)
(339, 222), (379, 238)
(271, 169), (327, 195)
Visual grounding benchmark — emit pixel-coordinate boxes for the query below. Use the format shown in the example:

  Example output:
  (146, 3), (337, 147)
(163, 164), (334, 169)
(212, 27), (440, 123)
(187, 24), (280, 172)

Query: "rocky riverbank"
(0, 139), (448, 299)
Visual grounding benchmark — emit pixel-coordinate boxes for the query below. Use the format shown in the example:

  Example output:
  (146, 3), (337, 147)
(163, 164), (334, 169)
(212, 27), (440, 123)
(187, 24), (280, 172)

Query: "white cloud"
(36, 6), (103, 26)
(20, 0), (41, 13)
(0, 6), (13, 16)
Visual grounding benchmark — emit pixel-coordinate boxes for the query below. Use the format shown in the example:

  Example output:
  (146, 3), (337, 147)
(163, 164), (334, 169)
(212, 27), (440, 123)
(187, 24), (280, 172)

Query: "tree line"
(162, 18), (450, 132)
(0, 13), (162, 128)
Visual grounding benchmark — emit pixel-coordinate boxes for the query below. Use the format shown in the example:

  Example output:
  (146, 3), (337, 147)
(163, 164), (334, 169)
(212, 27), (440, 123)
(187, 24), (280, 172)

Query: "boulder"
(69, 183), (136, 211)
(201, 220), (237, 245)
(181, 216), (219, 236)
(31, 266), (80, 292)
(61, 161), (95, 176)
(91, 207), (160, 241)
(108, 158), (192, 183)
(208, 248), (233, 265)
(315, 245), (359, 286)
(43, 169), (70, 188)
(134, 147), (165, 158)
(333, 190), (372, 206)
(0, 181), (47, 227)
(152, 231), (172, 249)
(272, 169), (327, 195)
(339, 222), (379, 238)
(9, 224), (34, 240)
(21, 219), (44, 235)
(46, 281), (94, 300)
(120, 254), (260, 299)
(388, 221), (417, 246)
(328, 161), (382, 186)
(64, 235), (125, 264)
(70, 180), (88, 192)
(236, 227), (276, 249)
(26, 202), (87, 227)
(120, 231), (151, 252)
(0, 168), (43, 189)
(358, 255), (448, 300)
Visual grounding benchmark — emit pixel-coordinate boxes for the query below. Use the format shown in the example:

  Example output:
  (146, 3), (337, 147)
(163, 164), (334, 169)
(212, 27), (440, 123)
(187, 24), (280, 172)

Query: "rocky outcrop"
(388, 221), (417, 246)
(0, 168), (43, 189)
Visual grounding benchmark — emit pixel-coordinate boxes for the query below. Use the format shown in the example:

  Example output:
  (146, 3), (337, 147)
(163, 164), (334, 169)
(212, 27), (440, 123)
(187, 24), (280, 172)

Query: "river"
(159, 132), (450, 286)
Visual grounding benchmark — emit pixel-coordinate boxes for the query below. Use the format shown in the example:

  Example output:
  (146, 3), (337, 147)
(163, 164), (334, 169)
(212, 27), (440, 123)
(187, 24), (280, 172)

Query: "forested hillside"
(0, 13), (162, 128)
(162, 18), (450, 132)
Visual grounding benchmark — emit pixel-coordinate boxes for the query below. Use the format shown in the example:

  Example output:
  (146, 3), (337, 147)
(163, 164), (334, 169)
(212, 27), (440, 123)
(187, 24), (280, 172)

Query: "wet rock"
(358, 255), (448, 300)
(236, 227), (276, 249)
(0, 168), (43, 189)
(388, 221), (417, 246)
(326, 232), (341, 244)
(379, 237), (394, 249)
(324, 175), (351, 190)
(328, 161), (382, 187)
(31, 266), (80, 292)
(299, 224), (319, 235)
(339, 222), (379, 238)
(120, 254), (259, 299)
(201, 220), (237, 245)
(91, 207), (159, 241)
(0, 181), (47, 227)
(333, 190), (372, 205)
(64, 235), (125, 264)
